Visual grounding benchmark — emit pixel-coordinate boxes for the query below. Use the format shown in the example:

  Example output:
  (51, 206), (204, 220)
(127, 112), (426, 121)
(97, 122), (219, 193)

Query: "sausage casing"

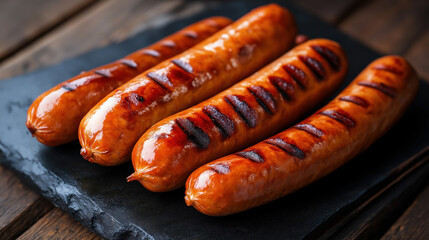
(185, 56), (418, 216)
(26, 17), (232, 146)
(79, 4), (298, 166)
(129, 39), (348, 192)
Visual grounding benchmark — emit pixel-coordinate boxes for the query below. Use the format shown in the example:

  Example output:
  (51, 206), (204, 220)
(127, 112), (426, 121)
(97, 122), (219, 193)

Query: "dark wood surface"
(0, 0), (427, 239)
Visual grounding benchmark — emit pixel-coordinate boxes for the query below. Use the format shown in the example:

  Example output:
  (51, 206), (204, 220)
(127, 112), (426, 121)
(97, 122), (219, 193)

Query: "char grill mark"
(320, 110), (356, 128)
(121, 93), (144, 109)
(61, 83), (76, 91)
(248, 85), (276, 114)
(175, 118), (210, 149)
(184, 31), (198, 39)
(373, 64), (403, 75)
(119, 59), (138, 69)
(311, 45), (341, 71)
(235, 150), (264, 163)
(161, 40), (176, 48)
(172, 59), (193, 73)
(283, 64), (307, 89)
(294, 124), (324, 138)
(147, 72), (173, 90)
(202, 105), (235, 137)
(358, 81), (396, 98)
(339, 95), (369, 108)
(209, 164), (230, 174)
(299, 55), (326, 80)
(268, 76), (295, 101)
(94, 69), (112, 78)
(265, 138), (305, 159)
(224, 95), (257, 128)
(142, 49), (161, 57)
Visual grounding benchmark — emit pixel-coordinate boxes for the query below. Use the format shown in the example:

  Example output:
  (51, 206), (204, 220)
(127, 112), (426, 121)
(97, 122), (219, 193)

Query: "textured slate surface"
(1, 0), (429, 239)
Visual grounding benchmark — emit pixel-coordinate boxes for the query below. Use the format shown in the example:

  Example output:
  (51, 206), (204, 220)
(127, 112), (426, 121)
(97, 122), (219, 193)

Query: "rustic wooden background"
(0, 0), (428, 239)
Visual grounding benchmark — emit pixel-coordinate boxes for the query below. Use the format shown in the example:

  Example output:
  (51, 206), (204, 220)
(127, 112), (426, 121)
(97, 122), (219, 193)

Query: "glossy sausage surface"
(26, 16), (231, 146)
(79, 4), (298, 166)
(129, 39), (347, 192)
(185, 56), (418, 216)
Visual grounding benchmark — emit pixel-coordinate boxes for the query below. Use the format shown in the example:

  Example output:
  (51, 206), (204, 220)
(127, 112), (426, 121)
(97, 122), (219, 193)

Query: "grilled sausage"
(79, 4), (298, 166)
(128, 39), (348, 192)
(26, 17), (232, 146)
(185, 55), (419, 216)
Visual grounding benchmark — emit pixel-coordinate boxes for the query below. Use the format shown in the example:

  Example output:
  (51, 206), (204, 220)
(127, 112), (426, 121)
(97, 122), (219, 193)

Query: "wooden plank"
(17, 208), (102, 240)
(405, 30), (429, 82)
(0, 0), (212, 80)
(0, 0), (96, 61)
(0, 165), (53, 240)
(382, 183), (429, 239)
(340, 0), (429, 55)
(290, 0), (361, 23)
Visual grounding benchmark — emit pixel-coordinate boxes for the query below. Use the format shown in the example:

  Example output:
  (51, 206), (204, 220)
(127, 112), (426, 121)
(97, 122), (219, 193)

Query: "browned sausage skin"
(26, 17), (232, 146)
(129, 39), (347, 192)
(79, 4), (298, 166)
(185, 56), (418, 216)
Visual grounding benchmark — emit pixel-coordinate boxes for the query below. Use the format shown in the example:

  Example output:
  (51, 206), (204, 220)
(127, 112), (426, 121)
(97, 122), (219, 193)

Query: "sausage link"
(129, 39), (347, 191)
(26, 16), (232, 146)
(79, 4), (298, 166)
(185, 56), (419, 216)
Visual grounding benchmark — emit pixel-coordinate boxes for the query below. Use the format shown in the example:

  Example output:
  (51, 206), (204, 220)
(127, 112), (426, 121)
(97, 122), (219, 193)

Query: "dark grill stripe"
(235, 150), (264, 163)
(320, 110), (356, 128)
(172, 59), (193, 73)
(147, 72), (173, 90)
(224, 95), (257, 128)
(339, 95), (369, 108)
(209, 164), (230, 174)
(94, 69), (112, 78)
(265, 138), (305, 159)
(119, 59), (138, 68)
(283, 64), (307, 89)
(184, 31), (198, 39)
(311, 45), (341, 71)
(373, 64), (403, 75)
(61, 83), (76, 91)
(268, 76), (295, 101)
(358, 81), (396, 98)
(161, 40), (176, 48)
(202, 105), (235, 137)
(142, 49), (160, 57)
(248, 86), (276, 114)
(175, 118), (210, 149)
(294, 124), (324, 138)
(299, 55), (326, 80)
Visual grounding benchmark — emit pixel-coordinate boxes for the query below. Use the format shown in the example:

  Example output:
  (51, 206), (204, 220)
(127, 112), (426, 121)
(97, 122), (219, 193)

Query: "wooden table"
(1, 0), (428, 239)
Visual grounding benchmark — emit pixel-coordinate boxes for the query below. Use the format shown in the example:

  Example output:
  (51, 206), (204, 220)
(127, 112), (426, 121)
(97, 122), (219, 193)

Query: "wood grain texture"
(405, 30), (429, 81)
(0, 166), (53, 240)
(0, 0), (213, 80)
(340, 0), (429, 55)
(382, 183), (429, 240)
(290, 0), (361, 23)
(17, 208), (102, 240)
(0, 0), (96, 61)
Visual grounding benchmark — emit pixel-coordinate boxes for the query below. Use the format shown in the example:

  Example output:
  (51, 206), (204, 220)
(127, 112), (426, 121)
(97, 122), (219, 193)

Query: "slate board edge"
(313, 146), (429, 239)
(0, 142), (150, 240)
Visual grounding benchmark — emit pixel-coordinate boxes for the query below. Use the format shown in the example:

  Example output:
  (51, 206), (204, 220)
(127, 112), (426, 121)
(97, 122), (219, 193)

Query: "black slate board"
(1, 1), (429, 239)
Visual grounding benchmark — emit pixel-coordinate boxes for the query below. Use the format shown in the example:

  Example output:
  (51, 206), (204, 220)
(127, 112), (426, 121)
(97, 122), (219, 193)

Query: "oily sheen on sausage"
(185, 56), (418, 216)
(129, 39), (347, 192)
(79, 4), (298, 166)
(26, 16), (231, 146)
